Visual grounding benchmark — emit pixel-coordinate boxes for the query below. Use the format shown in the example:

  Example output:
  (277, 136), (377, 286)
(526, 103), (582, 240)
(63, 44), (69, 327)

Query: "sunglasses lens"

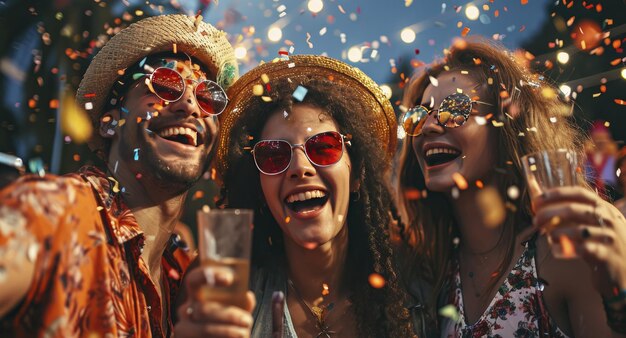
(438, 93), (472, 127)
(254, 140), (291, 174)
(401, 106), (430, 136)
(305, 132), (344, 166)
(196, 81), (228, 115)
(151, 68), (184, 101)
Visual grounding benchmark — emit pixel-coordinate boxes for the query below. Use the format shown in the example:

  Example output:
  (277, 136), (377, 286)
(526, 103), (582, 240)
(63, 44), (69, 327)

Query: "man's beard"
(142, 146), (208, 193)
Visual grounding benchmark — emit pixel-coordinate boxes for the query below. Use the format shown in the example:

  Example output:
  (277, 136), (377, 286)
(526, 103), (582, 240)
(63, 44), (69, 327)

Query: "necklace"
(287, 279), (336, 338)
(461, 230), (505, 298)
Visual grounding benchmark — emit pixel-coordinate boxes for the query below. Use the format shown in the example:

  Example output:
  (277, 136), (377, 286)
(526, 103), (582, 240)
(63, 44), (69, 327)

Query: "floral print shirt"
(441, 238), (569, 338)
(0, 166), (191, 337)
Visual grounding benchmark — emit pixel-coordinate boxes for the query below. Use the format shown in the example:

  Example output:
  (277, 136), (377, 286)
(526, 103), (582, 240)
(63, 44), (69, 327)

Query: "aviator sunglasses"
(252, 131), (351, 175)
(144, 64), (228, 116)
(401, 92), (493, 137)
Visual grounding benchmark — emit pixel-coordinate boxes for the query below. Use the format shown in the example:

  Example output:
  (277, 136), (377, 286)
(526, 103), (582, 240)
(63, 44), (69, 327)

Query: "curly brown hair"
(396, 37), (588, 302)
(219, 76), (415, 337)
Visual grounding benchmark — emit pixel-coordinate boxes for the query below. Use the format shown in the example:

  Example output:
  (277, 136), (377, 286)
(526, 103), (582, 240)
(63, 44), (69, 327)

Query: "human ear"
(99, 109), (121, 139)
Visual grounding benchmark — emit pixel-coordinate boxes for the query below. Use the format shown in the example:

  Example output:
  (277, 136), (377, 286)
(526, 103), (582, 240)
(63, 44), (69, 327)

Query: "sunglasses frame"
(147, 66), (229, 116)
(401, 92), (493, 137)
(251, 131), (351, 176)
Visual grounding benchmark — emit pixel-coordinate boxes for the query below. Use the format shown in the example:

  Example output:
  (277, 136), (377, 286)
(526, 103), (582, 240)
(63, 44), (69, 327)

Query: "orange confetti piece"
(285, 216), (291, 224)
(73, 154), (80, 161)
(452, 172), (468, 190)
(211, 168), (217, 180)
(476, 180), (484, 188)
(172, 43), (177, 54)
(49, 99), (59, 109)
(461, 27), (470, 37)
(494, 9), (499, 17)
(615, 99), (626, 106)
(322, 283), (330, 296)
(28, 99), (36, 109)
(559, 236), (576, 258)
(193, 190), (204, 200)
(404, 188), (421, 200)
(612, 40), (622, 49)
(368, 273), (386, 289)
(521, 0), (528, 4)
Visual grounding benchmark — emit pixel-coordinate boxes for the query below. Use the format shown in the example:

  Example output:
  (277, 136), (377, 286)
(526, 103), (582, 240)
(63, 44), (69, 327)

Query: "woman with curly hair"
(397, 38), (626, 337)
(179, 55), (417, 338)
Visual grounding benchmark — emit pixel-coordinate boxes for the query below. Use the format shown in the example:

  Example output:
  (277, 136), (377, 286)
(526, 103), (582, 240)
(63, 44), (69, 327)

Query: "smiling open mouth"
(285, 190), (329, 213)
(425, 148), (461, 166)
(155, 126), (204, 147)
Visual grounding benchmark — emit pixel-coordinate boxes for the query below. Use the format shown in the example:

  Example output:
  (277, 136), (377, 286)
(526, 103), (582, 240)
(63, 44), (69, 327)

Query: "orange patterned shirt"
(0, 166), (191, 337)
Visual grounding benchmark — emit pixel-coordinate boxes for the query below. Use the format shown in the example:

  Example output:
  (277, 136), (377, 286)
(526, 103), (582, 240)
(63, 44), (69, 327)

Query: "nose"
(420, 110), (445, 136)
(164, 82), (203, 119)
(286, 145), (316, 179)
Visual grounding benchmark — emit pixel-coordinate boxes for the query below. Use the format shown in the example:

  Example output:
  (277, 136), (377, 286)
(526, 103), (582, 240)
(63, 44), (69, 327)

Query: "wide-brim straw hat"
(215, 55), (396, 176)
(77, 14), (238, 155)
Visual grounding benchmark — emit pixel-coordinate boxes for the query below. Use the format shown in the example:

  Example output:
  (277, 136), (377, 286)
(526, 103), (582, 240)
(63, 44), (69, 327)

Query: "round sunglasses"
(401, 93), (493, 137)
(252, 131), (351, 175)
(146, 66), (228, 116)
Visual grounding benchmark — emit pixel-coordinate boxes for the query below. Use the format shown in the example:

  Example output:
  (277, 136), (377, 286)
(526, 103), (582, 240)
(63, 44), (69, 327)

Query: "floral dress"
(441, 237), (570, 338)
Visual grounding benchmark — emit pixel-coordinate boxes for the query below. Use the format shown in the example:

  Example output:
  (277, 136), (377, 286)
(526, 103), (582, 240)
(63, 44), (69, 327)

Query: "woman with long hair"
(397, 38), (626, 337)
(177, 55), (417, 337)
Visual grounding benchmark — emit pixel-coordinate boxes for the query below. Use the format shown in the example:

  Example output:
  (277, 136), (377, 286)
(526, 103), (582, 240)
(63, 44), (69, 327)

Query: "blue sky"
(199, 0), (553, 86)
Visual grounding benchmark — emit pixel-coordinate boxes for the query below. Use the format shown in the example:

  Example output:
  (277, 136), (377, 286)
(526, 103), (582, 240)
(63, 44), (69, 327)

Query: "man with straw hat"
(0, 14), (253, 337)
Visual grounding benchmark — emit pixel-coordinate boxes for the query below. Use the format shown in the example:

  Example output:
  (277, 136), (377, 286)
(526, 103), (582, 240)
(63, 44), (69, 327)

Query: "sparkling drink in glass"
(521, 149), (581, 258)
(197, 208), (253, 308)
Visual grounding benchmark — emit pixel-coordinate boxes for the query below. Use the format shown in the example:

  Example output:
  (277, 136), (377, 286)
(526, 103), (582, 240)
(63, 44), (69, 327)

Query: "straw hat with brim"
(216, 55), (396, 176)
(77, 14), (238, 155)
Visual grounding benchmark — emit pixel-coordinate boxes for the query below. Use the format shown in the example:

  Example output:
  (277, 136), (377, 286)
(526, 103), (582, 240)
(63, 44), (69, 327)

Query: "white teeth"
(286, 190), (326, 203)
(156, 126), (198, 146)
(425, 147), (460, 157)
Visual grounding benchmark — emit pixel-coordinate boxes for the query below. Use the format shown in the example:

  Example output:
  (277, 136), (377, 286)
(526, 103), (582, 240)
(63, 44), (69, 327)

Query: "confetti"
(452, 173), (468, 190)
(439, 304), (460, 322)
(429, 76), (439, 87)
(252, 84), (264, 96)
(368, 273), (386, 288)
(285, 216), (291, 224)
(134, 148), (140, 161)
(461, 27), (470, 37)
(614, 99), (626, 105)
(477, 186), (506, 228)
(292, 85), (308, 101)
(305, 32), (313, 48)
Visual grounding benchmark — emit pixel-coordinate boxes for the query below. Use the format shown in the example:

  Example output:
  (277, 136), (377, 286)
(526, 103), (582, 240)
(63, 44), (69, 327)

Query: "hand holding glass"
(197, 209), (253, 308)
(522, 149), (580, 258)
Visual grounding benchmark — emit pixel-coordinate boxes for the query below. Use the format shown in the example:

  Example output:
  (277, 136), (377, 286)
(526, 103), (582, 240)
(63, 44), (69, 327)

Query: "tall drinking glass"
(521, 149), (580, 258)
(197, 208), (253, 308)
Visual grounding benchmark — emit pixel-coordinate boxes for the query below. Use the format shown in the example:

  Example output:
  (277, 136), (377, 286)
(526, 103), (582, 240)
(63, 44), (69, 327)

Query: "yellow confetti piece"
(172, 43), (177, 54)
(492, 120), (504, 127)
(252, 84), (264, 96)
(261, 96), (272, 102)
(405, 0), (413, 6)
(261, 73), (270, 84)
(108, 177), (120, 193)
(452, 172), (468, 190)
(61, 90), (92, 144)
(477, 186), (506, 228)
(439, 304), (460, 322)
(368, 273), (386, 288)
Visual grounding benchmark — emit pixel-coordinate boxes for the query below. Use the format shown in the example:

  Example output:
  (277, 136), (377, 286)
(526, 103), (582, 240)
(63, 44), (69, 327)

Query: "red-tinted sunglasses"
(252, 131), (351, 175)
(146, 67), (228, 115)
